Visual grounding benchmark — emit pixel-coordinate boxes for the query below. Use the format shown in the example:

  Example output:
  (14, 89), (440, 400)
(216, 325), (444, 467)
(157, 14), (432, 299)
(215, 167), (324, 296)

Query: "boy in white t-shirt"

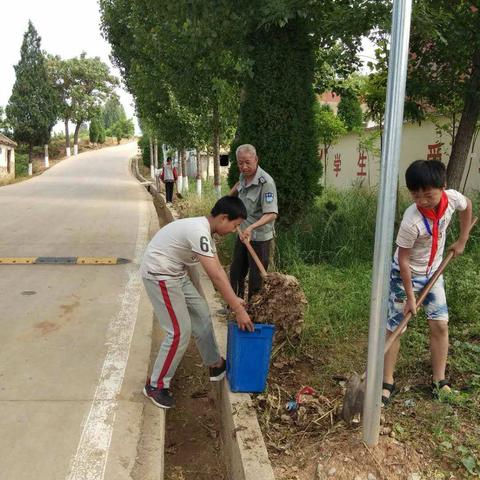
(140, 196), (254, 408)
(382, 160), (472, 406)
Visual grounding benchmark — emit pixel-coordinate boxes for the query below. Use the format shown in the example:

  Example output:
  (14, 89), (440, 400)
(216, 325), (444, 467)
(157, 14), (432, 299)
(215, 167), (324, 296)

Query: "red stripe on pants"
(156, 280), (181, 389)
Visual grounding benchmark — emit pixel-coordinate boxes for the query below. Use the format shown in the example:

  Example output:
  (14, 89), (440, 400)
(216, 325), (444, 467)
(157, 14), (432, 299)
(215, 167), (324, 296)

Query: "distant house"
(0, 133), (17, 185)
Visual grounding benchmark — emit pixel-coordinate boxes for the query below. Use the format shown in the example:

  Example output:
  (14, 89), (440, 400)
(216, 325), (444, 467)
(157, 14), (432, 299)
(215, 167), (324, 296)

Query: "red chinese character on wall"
(427, 143), (443, 161)
(357, 150), (367, 177)
(333, 153), (341, 177)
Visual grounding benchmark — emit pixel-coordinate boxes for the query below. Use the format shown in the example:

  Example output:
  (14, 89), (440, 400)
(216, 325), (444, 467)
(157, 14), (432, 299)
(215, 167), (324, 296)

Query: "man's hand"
(240, 226), (254, 243)
(234, 307), (254, 332)
(403, 295), (417, 316)
(448, 239), (467, 257)
(236, 297), (246, 308)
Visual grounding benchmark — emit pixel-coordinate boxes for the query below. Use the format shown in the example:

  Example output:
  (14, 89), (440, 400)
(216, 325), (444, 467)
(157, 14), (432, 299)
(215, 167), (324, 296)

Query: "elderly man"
(228, 144), (278, 301)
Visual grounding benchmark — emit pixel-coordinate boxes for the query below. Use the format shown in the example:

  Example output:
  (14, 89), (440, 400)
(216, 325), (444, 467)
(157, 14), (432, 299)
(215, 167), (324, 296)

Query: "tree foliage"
(102, 95), (126, 129)
(407, 0), (480, 188)
(100, 0), (386, 216)
(6, 21), (58, 163)
(337, 92), (363, 132)
(108, 117), (134, 144)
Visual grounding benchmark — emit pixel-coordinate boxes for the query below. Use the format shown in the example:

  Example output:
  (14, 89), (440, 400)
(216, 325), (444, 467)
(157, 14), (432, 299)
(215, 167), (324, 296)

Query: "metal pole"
(363, 0), (412, 446)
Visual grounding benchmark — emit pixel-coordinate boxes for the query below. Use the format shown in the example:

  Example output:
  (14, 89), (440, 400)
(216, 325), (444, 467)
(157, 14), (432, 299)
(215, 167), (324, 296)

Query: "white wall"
(323, 118), (480, 192)
(0, 145), (15, 184)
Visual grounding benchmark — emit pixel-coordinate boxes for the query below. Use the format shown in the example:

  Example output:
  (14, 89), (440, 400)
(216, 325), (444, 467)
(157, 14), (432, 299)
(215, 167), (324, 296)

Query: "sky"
(0, 0), (136, 132)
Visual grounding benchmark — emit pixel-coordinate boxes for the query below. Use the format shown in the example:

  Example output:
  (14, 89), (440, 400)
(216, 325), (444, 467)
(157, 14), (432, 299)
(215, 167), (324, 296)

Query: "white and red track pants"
(143, 276), (221, 389)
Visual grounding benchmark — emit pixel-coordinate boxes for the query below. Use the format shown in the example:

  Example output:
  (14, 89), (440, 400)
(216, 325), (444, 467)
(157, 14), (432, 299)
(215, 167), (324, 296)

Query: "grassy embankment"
(177, 183), (480, 477)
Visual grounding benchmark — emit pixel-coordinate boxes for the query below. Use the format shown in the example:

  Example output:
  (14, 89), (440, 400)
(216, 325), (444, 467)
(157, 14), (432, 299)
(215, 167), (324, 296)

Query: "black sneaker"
(143, 384), (175, 409)
(209, 358), (226, 381)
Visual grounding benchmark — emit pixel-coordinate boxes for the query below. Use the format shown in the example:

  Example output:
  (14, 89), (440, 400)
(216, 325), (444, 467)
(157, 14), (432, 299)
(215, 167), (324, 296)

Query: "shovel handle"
(384, 216), (478, 353)
(236, 227), (268, 279)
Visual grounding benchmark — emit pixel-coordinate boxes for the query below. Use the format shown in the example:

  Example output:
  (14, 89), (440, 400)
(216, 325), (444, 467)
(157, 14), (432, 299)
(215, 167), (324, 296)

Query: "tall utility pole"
(362, 0), (412, 447)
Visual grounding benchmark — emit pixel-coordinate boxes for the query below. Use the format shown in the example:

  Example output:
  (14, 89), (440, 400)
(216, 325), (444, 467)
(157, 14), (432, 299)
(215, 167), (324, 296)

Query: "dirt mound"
(248, 272), (307, 342)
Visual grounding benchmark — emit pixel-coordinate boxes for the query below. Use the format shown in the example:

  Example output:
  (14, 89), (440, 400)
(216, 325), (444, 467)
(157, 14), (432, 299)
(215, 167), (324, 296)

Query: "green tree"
(6, 21), (58, 171)
(101, 0), (385, 217)
(316, 104), (347, 187)
(102, 95), (126, 129)
(228, 18), (321, 218)
(0, 107), (12, 136)
(47, 55), (75, 156)
(89, 116), (102, 143)
(69, 53), (118, 153)
(97, 120), (106, 144)
(406, 1), (480, 189)
(109, 117), (134, 144)
(337, 92), (363, 132)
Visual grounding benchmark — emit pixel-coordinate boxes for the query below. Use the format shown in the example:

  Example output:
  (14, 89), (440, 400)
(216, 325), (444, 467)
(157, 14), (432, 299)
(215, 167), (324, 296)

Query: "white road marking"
(66, 199), (149, 480)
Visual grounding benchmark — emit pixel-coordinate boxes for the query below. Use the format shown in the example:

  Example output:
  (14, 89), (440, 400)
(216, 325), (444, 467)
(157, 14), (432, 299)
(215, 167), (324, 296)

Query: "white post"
(183, 175), (189, 192)
(196, 178), (202, 197)
(28, 163), (33, 176)
(363, 0), (412, 447)
(66, 147), (71, 157)
(44, 144), (49, 168)
(73, 144), (78, 156)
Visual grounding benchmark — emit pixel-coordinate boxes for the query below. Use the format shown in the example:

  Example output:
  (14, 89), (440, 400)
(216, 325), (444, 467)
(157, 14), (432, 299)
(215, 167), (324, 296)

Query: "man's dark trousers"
(230, 236), (271, 301)
(165, 181), (174, 202)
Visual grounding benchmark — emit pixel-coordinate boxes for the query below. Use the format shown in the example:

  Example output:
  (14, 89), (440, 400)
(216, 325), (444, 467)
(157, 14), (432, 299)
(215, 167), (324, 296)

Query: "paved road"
(0, 143), (159, 480)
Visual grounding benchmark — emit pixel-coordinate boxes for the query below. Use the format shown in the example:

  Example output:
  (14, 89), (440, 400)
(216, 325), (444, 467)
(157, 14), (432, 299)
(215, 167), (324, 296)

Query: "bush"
(89, 118), (100, 143)
(228, 18), (321, 223)
(138, 135), (151, 167)
(15, 153), (29, 176)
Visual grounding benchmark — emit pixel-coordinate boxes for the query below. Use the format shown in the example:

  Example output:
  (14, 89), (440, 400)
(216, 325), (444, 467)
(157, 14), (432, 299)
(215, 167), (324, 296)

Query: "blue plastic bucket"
(226, 322), (275, 393)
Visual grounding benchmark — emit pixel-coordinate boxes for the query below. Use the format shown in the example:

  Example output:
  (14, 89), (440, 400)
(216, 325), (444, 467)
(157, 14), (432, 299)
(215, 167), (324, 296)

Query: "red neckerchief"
(417, 191), (449, 276)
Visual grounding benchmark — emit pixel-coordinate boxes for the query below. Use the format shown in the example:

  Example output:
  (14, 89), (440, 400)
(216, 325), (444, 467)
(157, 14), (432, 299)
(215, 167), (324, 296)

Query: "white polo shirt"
(140, 217), (216, 281)
(393, 189), (468, 276)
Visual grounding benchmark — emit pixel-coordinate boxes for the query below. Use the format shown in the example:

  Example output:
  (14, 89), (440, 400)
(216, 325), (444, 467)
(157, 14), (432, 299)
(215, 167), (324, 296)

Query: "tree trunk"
(149, 137), (154, 179)
(447, 48), (480, 189)
(195, 147), (202, 198)
(153, 139), (160, 192)
(28, 143), (33, 176)
(176, 150), (183, 193)
(181, 149), (188, 192)
(212, 102), (221, 197)
(73, 123), (81, 155)
(44, 144), (49, 168)
(65, 120), (71, 157)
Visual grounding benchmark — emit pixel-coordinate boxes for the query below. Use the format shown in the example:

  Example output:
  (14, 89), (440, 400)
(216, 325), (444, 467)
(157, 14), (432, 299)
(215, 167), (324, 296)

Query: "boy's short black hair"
(211, 196), (247, 220)
(166, 156), (172, 162)
(405, 159), (446, 191)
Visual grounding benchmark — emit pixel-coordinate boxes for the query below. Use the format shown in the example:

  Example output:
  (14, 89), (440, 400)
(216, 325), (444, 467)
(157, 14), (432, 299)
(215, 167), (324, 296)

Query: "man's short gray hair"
(235, 144), (257, 158)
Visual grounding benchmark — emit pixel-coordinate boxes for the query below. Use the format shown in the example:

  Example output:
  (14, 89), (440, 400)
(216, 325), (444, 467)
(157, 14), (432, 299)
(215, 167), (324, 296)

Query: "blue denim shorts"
(387, 267), (449, 332)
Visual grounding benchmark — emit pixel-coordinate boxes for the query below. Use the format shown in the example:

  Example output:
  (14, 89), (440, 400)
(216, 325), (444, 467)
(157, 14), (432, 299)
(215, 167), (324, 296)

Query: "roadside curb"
(128, 156), (166, 480)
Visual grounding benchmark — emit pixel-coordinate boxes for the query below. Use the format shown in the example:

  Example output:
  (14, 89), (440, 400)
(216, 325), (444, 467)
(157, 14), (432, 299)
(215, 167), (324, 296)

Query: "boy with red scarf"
(382, 160), (472, 406)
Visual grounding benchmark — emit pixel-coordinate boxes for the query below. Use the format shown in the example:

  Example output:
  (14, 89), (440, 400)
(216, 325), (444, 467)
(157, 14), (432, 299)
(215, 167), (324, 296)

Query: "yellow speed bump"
(0, 257), (36, 264)
(77, 256), (118, 265)
(0, 257), (130, 265)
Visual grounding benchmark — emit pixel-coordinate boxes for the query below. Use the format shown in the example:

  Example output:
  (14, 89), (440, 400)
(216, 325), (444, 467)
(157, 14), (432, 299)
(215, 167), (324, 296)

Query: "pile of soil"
(248, 272), (307, 343)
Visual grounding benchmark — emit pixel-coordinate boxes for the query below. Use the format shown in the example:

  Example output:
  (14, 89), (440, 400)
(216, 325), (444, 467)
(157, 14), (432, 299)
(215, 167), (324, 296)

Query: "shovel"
(342, 216), (478, 423)
(236, 226), (268, 279)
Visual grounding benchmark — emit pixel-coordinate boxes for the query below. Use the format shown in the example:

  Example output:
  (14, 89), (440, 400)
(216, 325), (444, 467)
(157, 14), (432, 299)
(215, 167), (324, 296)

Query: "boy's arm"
(398, 247), (417, 316)
(198, 253), (254, 332)
(449, 197), (473, 256)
